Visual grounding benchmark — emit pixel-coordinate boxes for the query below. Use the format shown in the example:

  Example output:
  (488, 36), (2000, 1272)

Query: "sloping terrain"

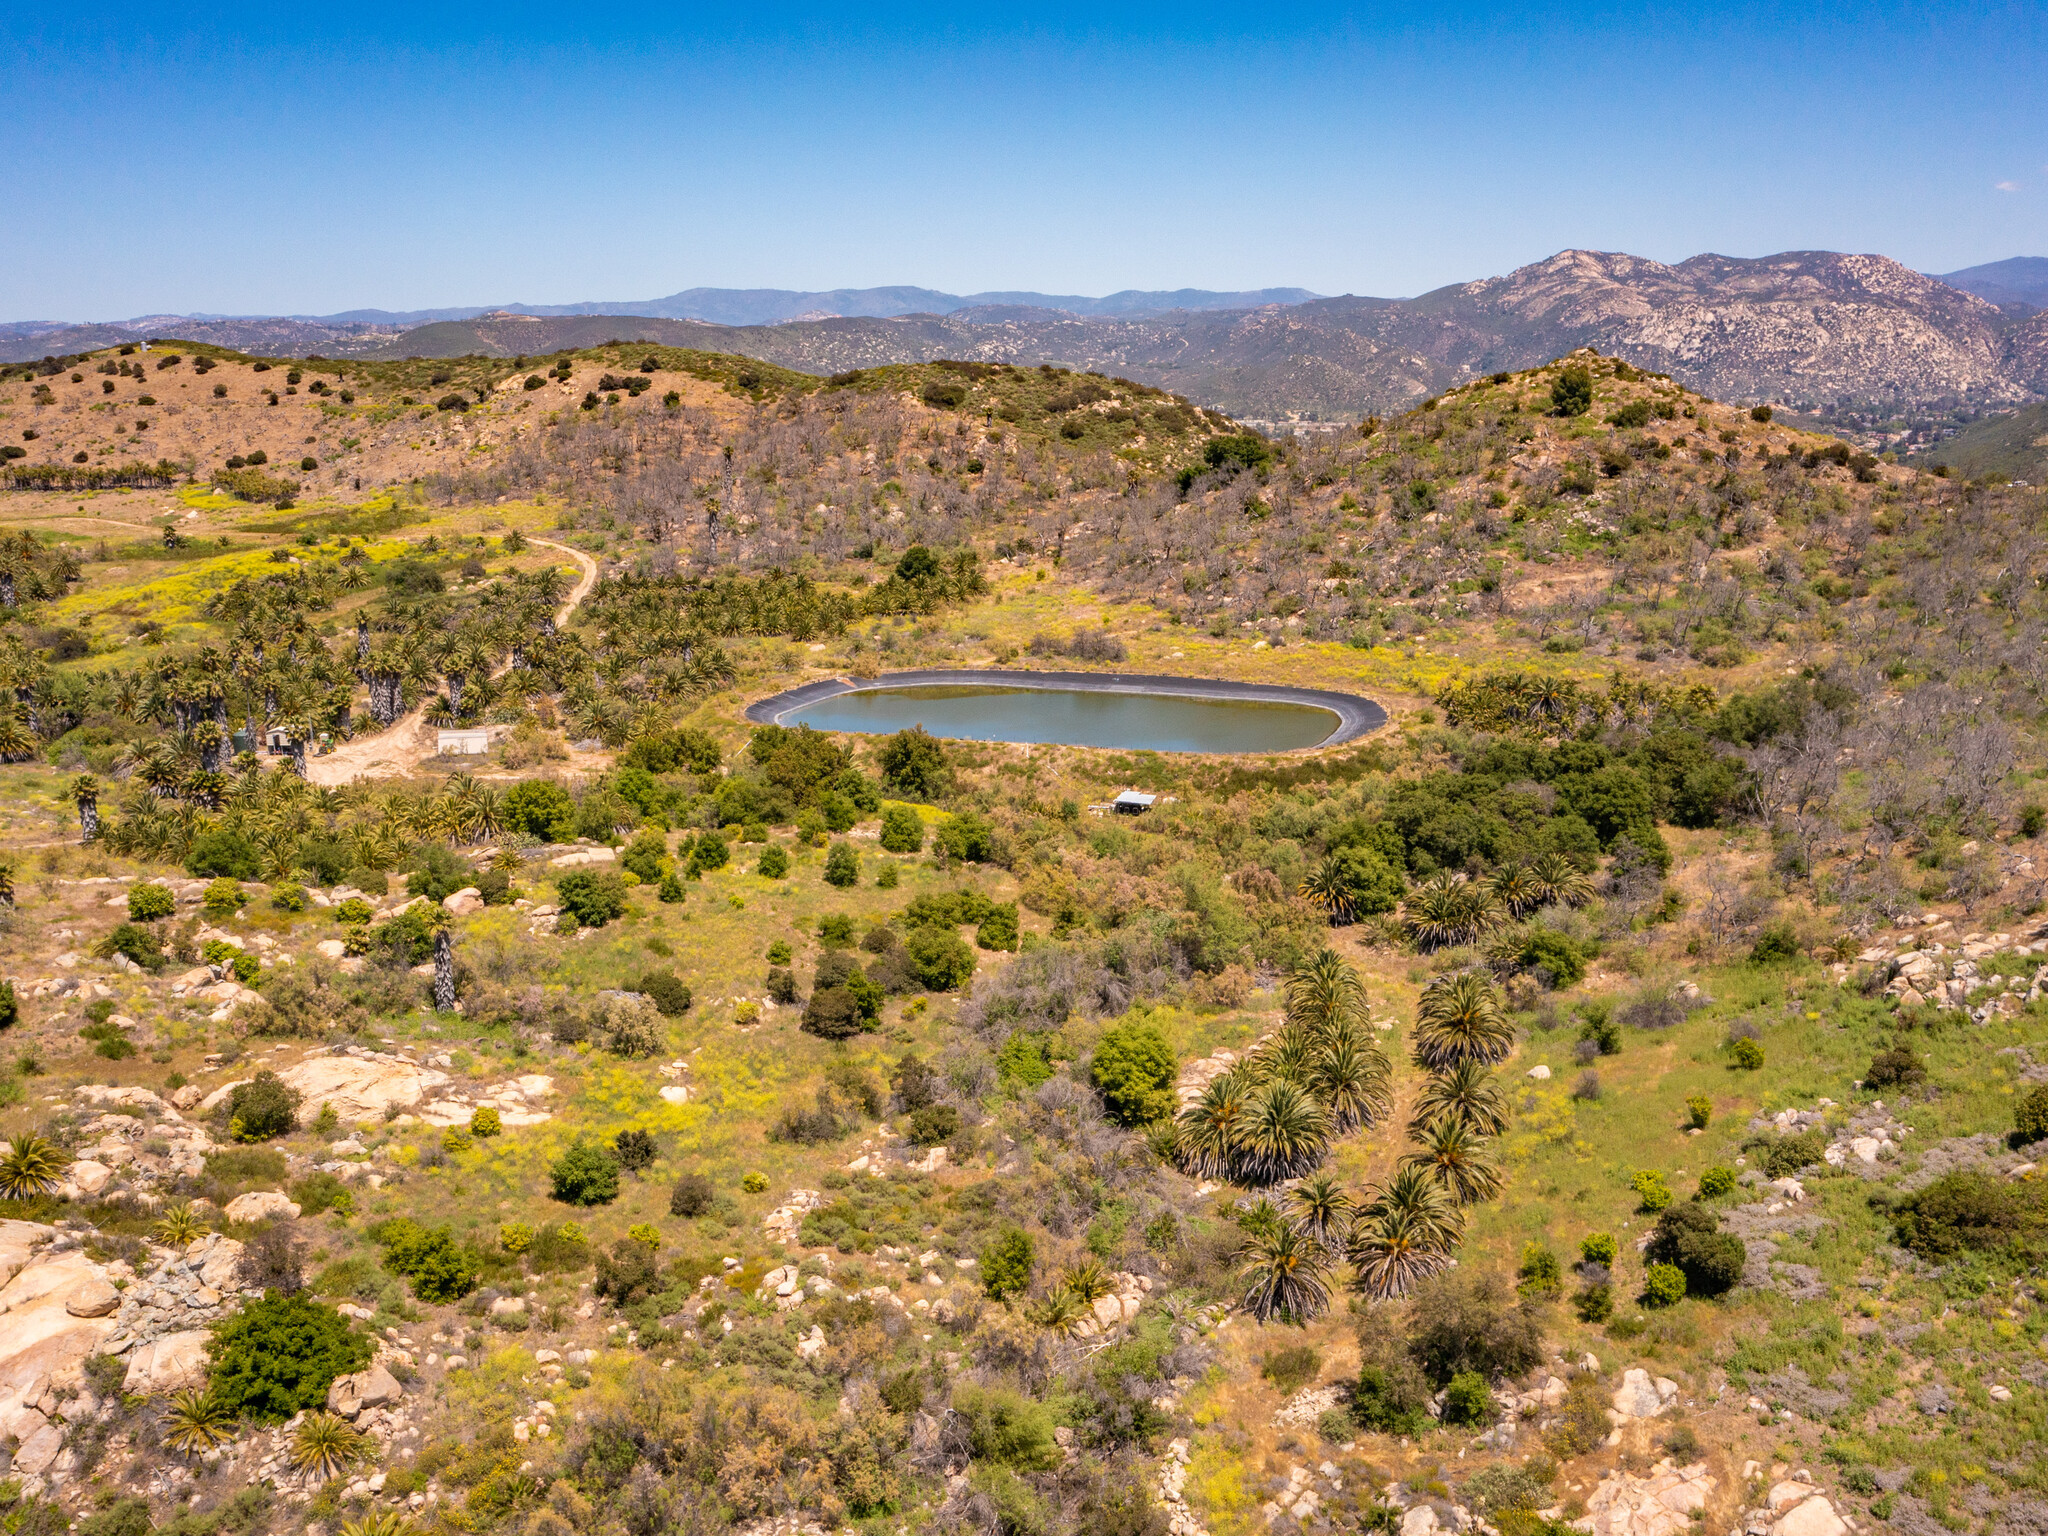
(0, 349), (2047, 1536)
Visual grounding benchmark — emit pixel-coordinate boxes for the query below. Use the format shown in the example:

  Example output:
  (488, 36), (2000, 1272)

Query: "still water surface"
(782, 684), (1340, 753)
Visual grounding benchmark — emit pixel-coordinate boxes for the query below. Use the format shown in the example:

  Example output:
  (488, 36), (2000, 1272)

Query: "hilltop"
(12, 251), (2048, 427)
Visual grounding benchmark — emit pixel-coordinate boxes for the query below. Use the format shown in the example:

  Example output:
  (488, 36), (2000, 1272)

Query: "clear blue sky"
(5, 2), (2044, 318)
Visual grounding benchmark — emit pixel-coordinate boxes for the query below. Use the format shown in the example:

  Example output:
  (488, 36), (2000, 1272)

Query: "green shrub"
(670, 1173), (714, 1217)
(904, 926), (975, 991)
(206, 1293), (370, 1421)
(980, 1225), (1034, 1300)
(1749, 921), (1800, 964)
(201, 878), (246, 918)
(1519, 930), (1586, 989)
(996, 1031), (1055, 1090)
(1631, 1169), (1673, 1212)
(741, 1172), (769, 1194)
(880, 804), (924, 853)
(1890, 1170), (2030, 1260)
(1698, 1165), (1737, 1198)
(879, 727), (951, 800)
(1516, 1243), (1561, 1298)
(556, 869), (627, 927)
(504, 780), (576, 841)
(757, 845), (789, 878)
(1753, 1128), (1826, 1177)
(2017, 1085), (2048, 1143)
(127, 882), (176, 922)
(290, 1172), (354, 1218)
(1684, 1093), (1712, 1130)
(952, 1381), (1060, 1469)
(1090, 1020), (1177, 1126)
(222, 1072), (301, 1142)
(333, 897), (374, 924)
(824, 843), (860, 887)
(470, 1106), (501, 1137)
(1548, 366), (1593, 417)
(99, 921), (166, 971)
(1644, 1263), (1686, 1307)
(614, 1128), (656, 1171)
(186, 827), (260, 880)
(1646, 1200), (1745, 1294)
(374, 1219), (478, 1302)
(406, 845), (471, 902)
(270, 883), (307, 913)
(620, 828), (668, 884)
(907, 1104), (961, 1146)
(639, 970), (693, 1017)
(0, 981), (15, 1031)
(975, 903), (1019, 952)
(1863, 1045), (1926, 1091)
(1442, 1370), (1494, 1426)
(550, 1140), (621, 1205)
(1731, 1037), (1765, 1070)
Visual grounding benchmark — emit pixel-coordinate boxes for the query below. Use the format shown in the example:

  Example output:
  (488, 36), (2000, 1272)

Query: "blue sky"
(5, 2), (2044, 317)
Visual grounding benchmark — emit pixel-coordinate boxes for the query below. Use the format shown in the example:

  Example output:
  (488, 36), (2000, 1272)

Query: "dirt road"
(306, 539), (598, 786)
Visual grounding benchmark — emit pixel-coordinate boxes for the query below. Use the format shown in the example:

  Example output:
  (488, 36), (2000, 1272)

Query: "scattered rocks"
(223, 1191), (301, 1223)
(327, 1364), (404, 1419)
(1579, 1460), (1715, 1536)
(1609, 1367), (1680, 1421)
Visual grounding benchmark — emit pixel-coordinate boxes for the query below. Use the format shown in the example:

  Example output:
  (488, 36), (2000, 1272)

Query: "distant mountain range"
(1931, 257), (2048, 315)
(8, 257), (2047, 421)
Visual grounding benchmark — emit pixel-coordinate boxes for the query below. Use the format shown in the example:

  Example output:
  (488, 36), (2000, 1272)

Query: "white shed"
(437, 728), (489, 755)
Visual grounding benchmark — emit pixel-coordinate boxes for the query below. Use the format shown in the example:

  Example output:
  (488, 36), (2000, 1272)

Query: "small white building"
(437, 728), (489, 756)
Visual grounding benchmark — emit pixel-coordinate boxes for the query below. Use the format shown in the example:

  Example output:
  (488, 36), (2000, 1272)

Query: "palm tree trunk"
(78, 800), (98, 843)
(433, 927), (455, 1013)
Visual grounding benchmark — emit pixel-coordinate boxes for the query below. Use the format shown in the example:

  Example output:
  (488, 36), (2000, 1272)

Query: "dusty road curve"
(305, 538), (598, 786)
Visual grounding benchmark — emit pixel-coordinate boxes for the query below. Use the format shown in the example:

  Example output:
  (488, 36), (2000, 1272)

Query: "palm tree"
(1173, 1074), (1250, 1181)
(1025, 1284), (1089, 1337)
(1402, 1116), (1503, 1205)
(153, 1203), (208, 1246)
(1409, 1060), (1511, 1137)
(1059, 1260), (1113, 1303)
(1299, 855), (1359, 924)
(1402, 873), (1503, 950)
(289, 1411), (368, 1480)
(429, 908), (456, 1014)
(1238, 1079), (1331, 1185)
(1411, 972), (1514, 1072)
(70, 774), (100, 843)
(1485, 861), (1540, 918)
(1347, 1206), (1455, 1301)
(1306, 1021), (1392, 1134)
(0, 1134), (68, 1199)
(162, 1390), (238, 1455)
(1286, 1173), (1355, 1254)
(1245, 1022), (1322, 1089)
(1528, 852), (1595, 909)
(1362, 1164), (1464, 1249)
(1237, 1221), (1332, 1322)
(0, 707), (34, 764)
(1285, 948), (1369, 1040)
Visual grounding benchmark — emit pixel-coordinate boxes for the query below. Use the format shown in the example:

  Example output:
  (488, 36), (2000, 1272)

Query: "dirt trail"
(306, 539), (598, 786)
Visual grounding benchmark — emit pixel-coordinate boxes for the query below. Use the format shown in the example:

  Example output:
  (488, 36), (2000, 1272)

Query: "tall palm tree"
(1363, 1164), (1465, 1249)
(1528, 852), (1595, 910)
(1238, 1079), (1331, 1185)
(1347, 1206), (1456, 1301)
(1411, 972), (1514, 1072)
(1173, 1074), (1250, 1181)
(1299, 856), (1360, 925)
(1286, 1173), (1355, 1254)
(1237, 1222), (1332, 1322)
(1402, 873), (1503, 950)
(1401, 1116), (1503, 1205)
(1285, 948), (1369, 1040)
(1306, 1021), (1393, 1134)
(70, 774), (100, 843)
(1485, 862), (1540, 918)
(1409, 1060), (1511, 1137)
